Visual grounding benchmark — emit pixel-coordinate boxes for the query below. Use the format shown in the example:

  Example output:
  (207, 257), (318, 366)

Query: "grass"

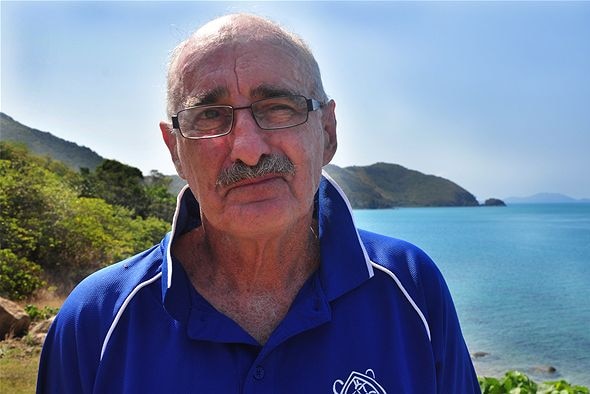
(0, 338), (41, 394)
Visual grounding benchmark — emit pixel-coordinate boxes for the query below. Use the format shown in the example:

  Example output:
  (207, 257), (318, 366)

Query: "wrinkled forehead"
(172, 35), (314, 107)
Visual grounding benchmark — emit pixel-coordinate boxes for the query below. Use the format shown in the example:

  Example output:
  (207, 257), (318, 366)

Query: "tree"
(81, 159), (151, 218)
(145, 170), (177, 222)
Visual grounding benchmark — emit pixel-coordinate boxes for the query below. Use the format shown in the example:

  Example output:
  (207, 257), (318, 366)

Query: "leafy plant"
(0, 250), (45, 300)
(538, 380), (589, 394)
(24, 304), (59, 322)
(479, 371), (589, 394)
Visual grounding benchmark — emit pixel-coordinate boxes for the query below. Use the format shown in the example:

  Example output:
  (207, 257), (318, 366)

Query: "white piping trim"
(167, 185), (190, 288)
(321, 169), (374, 278)
(100, 272), (163, 360)
(371, 262), (431, 342)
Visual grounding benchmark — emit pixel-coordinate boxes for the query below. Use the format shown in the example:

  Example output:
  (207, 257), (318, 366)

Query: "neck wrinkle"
(180, 214), (319, 296)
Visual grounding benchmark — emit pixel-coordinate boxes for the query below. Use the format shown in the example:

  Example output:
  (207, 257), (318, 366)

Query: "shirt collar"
(161, 170), (374, 321)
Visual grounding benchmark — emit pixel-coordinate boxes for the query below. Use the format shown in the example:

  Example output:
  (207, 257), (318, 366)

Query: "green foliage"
(24, 304), (59, 322)
(40, 197), (169, 287)
(145, 170), (177, 222)
(0, 141), (171, 297)
(80, 159), (149, 217)
(80, 161), (176, 222)
(537, 380), (589, 394)
(0, 250), (45, 301)
(479, 371), (589, 394)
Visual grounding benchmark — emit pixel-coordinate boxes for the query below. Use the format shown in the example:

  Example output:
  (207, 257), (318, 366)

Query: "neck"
(171, 214), (320, 344)
(200, 216), (319, 291)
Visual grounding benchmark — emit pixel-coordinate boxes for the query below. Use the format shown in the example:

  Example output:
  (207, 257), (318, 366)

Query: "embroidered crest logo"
(332, 369), (387, 394)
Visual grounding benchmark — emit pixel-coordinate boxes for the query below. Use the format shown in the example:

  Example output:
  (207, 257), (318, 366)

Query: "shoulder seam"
(371, 261), (431, 341)
(321, 170), (374, 278)
(167, 185), (190, 288)
(100, 272), (163, 360)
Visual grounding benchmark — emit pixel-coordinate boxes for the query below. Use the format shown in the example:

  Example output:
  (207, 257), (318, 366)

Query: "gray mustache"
(216, 155), (296, 187)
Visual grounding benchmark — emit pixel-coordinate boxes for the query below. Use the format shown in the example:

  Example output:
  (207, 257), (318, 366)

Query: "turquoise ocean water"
(353, 204), (590, 386)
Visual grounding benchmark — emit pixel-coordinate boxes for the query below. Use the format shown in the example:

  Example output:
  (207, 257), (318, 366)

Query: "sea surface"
(353, 203), (590, 387)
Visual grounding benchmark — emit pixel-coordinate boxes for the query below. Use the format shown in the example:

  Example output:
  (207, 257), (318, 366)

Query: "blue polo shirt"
(37, 174), (480, 393)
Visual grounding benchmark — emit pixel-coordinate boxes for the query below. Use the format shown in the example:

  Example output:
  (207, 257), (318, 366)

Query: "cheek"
(177, 141), (227, 196)
(302, 130), (326, 170)
(287, 133), (325, 192)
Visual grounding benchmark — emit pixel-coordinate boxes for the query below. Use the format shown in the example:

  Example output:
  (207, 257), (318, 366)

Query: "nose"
(228, 108), (271, 166)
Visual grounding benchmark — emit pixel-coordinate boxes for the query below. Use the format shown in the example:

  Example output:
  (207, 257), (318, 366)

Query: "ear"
(160, 121), (186, 179)
(321, 99), (338, 165)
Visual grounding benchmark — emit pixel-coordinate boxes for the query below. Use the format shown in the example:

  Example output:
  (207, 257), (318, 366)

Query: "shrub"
(1, 141), (171, 296)
(0, 249), (45, 300)
(24, 304), (60, 322)
(479, 371), (589, 394)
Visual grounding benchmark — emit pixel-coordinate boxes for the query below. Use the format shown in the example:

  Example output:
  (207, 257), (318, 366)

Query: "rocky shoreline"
(469, 350), (585, 387)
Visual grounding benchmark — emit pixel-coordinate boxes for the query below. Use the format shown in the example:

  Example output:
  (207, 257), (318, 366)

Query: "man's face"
(162, 39), (337, 237)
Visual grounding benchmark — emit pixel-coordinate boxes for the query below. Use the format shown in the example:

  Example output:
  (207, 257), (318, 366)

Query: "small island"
(483, 198), (506, 207)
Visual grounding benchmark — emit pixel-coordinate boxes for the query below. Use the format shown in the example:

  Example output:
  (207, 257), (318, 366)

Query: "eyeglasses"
(171, 95), (323, 140)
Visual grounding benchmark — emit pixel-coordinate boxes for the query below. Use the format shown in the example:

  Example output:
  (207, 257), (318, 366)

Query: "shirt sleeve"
(417, 252), (481, 394)
(36, 276), (109, 394)
(360, 229), (481, 393)
(37, 311), (97, 392)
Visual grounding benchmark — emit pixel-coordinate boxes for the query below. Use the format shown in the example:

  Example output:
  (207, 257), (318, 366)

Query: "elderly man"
(38, 14), (480, 393)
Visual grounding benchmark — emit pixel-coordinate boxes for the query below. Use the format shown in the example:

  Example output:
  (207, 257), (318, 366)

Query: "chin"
(218, 198), (307, 236)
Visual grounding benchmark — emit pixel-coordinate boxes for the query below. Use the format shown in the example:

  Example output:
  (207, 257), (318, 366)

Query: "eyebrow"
(250, 84), (298, 99)
(183, 84), (297, 108)
(184, 86), (229, 108)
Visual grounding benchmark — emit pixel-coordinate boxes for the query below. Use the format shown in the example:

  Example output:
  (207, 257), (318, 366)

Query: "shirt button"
(254, 365), (265, 380)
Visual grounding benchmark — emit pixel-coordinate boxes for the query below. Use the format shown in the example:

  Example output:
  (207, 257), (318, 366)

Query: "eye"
(256, 98), (302, 116)
(268, 103), (297, 112)
(198, 108), (223, 120)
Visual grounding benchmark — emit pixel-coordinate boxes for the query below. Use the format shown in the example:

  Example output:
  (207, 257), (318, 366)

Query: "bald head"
(165, 14), (327, 117)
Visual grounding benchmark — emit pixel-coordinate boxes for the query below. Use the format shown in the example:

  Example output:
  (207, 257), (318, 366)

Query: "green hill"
(0, 112), (104, 170)
(324, 163), (479, 208)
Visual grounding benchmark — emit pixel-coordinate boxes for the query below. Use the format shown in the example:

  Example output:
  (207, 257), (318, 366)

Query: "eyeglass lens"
(178, 95), (309, 138)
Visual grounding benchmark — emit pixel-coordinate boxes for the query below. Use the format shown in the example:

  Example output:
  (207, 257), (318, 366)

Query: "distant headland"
(323, 163), (484, 208)
(504, 193), (590, 204)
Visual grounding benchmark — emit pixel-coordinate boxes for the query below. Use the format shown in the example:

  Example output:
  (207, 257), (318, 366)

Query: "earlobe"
(159, 121), (186, 179)
(321, 100), (338, 165)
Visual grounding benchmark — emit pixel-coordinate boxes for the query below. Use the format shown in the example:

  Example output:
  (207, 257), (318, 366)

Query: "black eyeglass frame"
(171, 95), (324, 140)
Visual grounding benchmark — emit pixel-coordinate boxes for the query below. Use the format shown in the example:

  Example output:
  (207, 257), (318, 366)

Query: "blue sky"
(2, 1), (589, 200)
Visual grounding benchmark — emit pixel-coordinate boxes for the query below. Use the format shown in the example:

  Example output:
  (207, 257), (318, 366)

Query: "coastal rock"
(484, 198), (506, 206)
(0, 296), (31, 339)
(532, 365), (557, 374)
(472, 351), (490, 359)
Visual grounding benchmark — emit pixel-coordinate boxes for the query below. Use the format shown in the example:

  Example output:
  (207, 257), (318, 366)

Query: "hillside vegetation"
(0, 142), (176, 298)
(324, 163), (479, 208)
